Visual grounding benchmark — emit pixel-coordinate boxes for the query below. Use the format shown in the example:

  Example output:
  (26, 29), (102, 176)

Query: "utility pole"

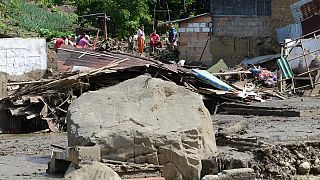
(104, 14), (107, 43)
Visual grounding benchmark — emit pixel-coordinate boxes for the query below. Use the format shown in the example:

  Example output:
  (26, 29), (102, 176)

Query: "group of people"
(55, 24), (177, 54)
(53, 34), (93, 52)
(135, 23), (178, 53)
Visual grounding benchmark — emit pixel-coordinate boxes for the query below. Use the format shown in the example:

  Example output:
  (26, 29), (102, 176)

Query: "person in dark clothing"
(168, 23), (177, 49)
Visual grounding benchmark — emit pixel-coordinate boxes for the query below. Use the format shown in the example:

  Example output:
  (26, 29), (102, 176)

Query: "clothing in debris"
(137, 25), (145, 53)
(250, 67), (277, 86)
(149, 31), (162, 48)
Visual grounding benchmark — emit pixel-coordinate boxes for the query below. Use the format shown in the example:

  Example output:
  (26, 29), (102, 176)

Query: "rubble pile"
(204, 140), (320, 179)
(253, 142), (320, 178)
(1, 0), (320, 178)
(67, 75), (217, 180)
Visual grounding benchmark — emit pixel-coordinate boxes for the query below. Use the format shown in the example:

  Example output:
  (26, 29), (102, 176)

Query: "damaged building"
(210, 0), (300, 67)
(175, 0), (301, 67)
(0, 38), (48, 133)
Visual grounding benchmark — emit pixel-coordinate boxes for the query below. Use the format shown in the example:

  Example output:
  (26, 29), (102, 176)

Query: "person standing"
(137, 25), (145, 53)
(149, 30), (162, 48)
(168, 23), (177, 49)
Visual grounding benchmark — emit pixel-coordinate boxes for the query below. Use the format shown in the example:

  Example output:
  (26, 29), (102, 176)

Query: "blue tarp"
(191, 69), (233, 91)
(276, 23), (302, 43)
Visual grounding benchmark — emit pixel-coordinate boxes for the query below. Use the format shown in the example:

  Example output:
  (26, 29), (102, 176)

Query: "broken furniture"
(279, 30), (320, 94)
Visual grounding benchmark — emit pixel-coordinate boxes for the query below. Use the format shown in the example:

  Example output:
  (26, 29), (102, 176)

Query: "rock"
(222, 168), (255, 179)
(311, 165), (320, 175)
(314, 157), (320, 166)
(222, 121), (248, 135)
(201, 168), (255, 180)
(201, 175), (219, 180)
(298, 162), (310, 175)
(296, 153), (305, 160)
(163, 163), (183, 180)
(279, 160), (286, 166)
(285, 162), (291, 167)
(64, 161), (121, 180)
(67, 75), (217, 180)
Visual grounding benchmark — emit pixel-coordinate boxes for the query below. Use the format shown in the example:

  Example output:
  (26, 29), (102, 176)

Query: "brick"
(194, 42), (204, 47)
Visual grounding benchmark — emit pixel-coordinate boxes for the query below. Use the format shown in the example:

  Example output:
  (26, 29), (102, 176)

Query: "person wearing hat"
(137, 25), (145, 53)
(78, 35), (92, 48)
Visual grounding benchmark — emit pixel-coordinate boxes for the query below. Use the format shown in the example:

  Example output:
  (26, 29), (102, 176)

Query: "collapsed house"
(0, 39), (285, 133)
(0, 1), (320, 178)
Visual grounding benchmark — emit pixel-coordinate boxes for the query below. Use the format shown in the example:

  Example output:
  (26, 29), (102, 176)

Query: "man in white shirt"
(137, 25), (145, 53)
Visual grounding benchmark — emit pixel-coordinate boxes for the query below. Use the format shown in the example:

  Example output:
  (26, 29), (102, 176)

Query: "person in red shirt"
(54, 37), (65, 52)
(149, 30), (162, 48)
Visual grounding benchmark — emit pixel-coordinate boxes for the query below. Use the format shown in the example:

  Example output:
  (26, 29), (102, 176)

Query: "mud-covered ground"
(0, 133), (67, 180)
(1, 97), (320, 179)
(212, 97), (320, 179)
(213, 96), (320, 143)
(214, 115), (320, 143)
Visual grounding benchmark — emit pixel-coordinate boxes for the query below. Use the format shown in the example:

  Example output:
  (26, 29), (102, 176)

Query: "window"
(211, 0), (271, 16)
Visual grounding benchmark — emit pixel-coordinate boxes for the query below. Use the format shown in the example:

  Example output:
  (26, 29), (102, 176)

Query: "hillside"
(0, 0), (76, 38)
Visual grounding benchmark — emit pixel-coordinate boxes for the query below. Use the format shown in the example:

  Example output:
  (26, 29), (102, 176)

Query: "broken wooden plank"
(8, 79), (53, 86)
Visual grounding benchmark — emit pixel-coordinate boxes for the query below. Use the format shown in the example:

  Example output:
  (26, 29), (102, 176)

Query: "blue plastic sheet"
(191, 69), (233, 91)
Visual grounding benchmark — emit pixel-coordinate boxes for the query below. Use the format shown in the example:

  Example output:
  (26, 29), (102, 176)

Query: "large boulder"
(67, 75), (217, 180)
(65, 161), (121, 180)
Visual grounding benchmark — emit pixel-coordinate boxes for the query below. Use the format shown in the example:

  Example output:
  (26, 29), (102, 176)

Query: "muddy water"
(0, 133), (67, 179)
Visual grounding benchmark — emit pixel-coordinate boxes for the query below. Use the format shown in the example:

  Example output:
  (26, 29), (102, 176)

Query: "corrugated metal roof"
(159, 13), (210, 25)
(57, 45), (191, 74)
(242, 54), (281, 67)
(57, 45), (155, 71)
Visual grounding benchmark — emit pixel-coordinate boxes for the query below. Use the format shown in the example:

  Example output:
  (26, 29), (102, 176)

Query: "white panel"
(202, 27), (211, 32)
(200, 23), (207, 27)
(188, 23), (193, 28)
(0, 38), (47, 80)
(187, 28), (194, 32)
(192, 23), (200, 27)
(194, 28), (200, 32)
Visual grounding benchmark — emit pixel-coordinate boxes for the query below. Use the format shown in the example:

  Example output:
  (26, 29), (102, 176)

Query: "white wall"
(0, 38), (47, 81)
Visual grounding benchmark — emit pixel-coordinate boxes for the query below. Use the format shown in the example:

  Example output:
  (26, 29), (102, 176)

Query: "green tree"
(76, 0), (152, 38)
(74, 0), (210, 38)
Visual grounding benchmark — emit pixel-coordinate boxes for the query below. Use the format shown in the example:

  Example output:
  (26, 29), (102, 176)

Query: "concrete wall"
(0, 38), (47, 81)
(178, 15), (212, 66)
(211, 0), (299, 67)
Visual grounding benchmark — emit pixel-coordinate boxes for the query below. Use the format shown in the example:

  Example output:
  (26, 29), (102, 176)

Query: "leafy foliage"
(75, 0), (153, 38)
(74, 0), (209, 38)
(9, 1), (76, 37)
